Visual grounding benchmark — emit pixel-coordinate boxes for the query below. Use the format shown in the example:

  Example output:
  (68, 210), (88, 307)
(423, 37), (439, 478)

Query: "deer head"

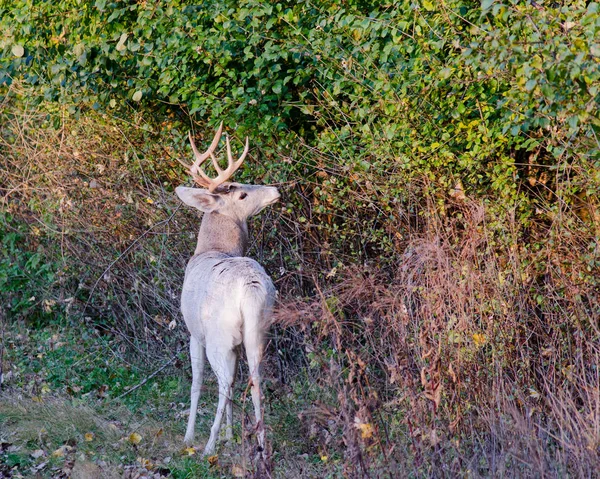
(175, 122), (279, 222)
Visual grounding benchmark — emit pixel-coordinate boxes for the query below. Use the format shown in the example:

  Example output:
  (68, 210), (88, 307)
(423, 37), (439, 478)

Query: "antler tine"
(209, 152), (223, 176)
(189, 121), (223, 171)
(202, 135), (248, 192)
(225, 135), (249, 173)
(232, 136), (249, 171)
(184, 122), (249, 192)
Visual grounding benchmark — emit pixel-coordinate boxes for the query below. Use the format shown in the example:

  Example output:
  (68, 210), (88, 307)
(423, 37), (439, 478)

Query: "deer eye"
(239, 192), (247, 200)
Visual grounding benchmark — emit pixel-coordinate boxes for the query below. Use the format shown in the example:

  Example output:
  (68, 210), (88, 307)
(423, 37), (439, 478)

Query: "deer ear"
(176, 186), (224, 213)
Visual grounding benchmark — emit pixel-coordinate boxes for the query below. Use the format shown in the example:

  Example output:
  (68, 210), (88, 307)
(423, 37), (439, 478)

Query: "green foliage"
(1, 0), (598, 260)
(168, 458), (221, 479)
(4, 321), (189, 408)
(0, 214), (59, 321)
(1, 2), (599, 474)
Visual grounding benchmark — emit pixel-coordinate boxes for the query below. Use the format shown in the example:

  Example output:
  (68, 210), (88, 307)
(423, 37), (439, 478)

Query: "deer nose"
(267, 187), (280, 203)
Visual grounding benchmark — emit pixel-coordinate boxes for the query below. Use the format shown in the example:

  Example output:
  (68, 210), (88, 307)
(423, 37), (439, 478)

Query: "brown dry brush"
(0, 97), (194, 365)
(275, 194), (600, 476)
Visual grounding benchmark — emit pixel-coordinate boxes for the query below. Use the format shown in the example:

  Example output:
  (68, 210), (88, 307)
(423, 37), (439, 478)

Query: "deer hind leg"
(204, 347), (236, 456)
(184, 336), (205, 445)
(225, 356), (237, 441)
(244, 328), (265, 453)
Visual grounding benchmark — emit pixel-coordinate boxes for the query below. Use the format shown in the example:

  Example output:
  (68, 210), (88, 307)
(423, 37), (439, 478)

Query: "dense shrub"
(2, 1), (598, 258)
(0, 214), (59, 322)
(1, 0), (599, 475)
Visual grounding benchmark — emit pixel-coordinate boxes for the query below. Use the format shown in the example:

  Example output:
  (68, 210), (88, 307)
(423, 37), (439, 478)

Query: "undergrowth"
(0, 320), (334, 478)
(1, 1), (600, 477)
(1, 85), (597, 477)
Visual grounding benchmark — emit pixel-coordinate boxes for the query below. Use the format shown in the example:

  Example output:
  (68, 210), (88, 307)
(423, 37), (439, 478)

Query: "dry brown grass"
(0, 392), (181, 478)
(0, 87), (195, 366)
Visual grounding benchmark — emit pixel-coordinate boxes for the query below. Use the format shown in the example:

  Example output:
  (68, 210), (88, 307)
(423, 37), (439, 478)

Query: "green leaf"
(481, 0), (495, 11)
(439, 67), (452, 80)
(116, 33), (128, 52)
(12, 45), (24, 57)
(73, 44), (85, 57)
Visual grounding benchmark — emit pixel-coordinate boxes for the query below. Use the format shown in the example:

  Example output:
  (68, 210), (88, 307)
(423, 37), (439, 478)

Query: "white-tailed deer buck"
(175, 122), (279, 457)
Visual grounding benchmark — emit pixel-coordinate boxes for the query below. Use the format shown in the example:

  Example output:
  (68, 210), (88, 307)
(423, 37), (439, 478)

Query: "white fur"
(176, 182), (279, 456)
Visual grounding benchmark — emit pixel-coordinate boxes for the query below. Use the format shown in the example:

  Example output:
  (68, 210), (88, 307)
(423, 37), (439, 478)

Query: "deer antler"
(181, 122), (249, 192)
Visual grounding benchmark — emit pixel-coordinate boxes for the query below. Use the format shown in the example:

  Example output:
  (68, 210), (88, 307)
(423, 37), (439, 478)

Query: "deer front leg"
(184, 336), (205, 445)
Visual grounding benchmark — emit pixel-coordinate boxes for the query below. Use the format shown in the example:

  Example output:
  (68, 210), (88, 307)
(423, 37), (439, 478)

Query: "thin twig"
(83, 204), (182, 314)
(113, 350), (182, 401)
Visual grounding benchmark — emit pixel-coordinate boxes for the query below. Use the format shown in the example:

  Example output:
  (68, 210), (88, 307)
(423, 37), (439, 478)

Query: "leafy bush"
(1, 0), (599, 475)
(2, 2), (598, 250)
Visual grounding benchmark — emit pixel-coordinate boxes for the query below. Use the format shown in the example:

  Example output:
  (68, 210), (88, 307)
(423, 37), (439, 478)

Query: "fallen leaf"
(358, 422), (373, 439)
(207, 454), (218, 466)
(354, 416), (374, 439)
(33, 460), (48, 472)
(137, 457), (154, 470)
(182, 447), (196, 456)
(473, 333), (486, 347)
(31, 449), (45, 459)
(84, 432), (94, 442)
(52, 445), (73, 457)
(231, 464), (245, 477)
(128, 432), (142, 445)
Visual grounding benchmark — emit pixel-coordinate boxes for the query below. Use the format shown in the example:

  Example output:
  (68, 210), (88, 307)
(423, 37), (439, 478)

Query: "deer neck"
(194, 212), (248, 257)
